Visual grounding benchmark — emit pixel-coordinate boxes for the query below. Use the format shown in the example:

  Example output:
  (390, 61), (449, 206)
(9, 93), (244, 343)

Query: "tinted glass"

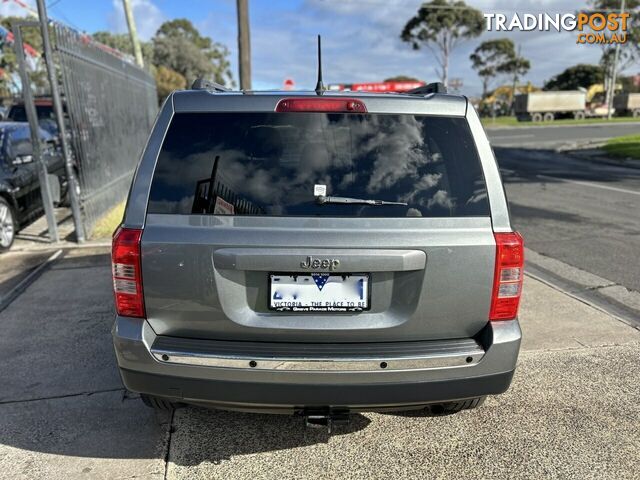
(148, 112), (490, 218)
(8, 105), (54, 122)
(6, 127), (33, 157)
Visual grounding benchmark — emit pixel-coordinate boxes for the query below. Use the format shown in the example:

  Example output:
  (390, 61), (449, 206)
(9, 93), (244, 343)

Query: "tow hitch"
(302, 409), (350, 432)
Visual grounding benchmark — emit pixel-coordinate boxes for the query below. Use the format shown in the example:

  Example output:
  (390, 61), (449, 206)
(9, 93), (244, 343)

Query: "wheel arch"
(0, 184), (18, 211)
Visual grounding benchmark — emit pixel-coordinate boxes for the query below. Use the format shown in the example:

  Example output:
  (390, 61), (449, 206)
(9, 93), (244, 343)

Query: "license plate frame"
(268, 272), (371, 313)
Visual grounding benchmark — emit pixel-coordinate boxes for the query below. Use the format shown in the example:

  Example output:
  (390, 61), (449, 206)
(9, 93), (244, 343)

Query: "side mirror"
(12, 154), (33, 165)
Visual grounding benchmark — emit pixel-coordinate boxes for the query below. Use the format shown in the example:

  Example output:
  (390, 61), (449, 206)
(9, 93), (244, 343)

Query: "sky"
(0, 0), (633, 95)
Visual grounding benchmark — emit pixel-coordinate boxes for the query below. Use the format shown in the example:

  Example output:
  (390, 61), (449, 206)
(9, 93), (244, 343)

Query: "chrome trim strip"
(149, 348), (484, 371)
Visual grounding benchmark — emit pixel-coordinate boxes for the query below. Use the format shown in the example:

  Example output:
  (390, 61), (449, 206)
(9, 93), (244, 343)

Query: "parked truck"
(613, 93), (640, 117)
(514, 91), (586, 122)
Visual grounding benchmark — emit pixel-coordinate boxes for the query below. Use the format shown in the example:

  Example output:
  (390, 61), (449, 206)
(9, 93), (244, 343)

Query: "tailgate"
(141, 215), (495, 342)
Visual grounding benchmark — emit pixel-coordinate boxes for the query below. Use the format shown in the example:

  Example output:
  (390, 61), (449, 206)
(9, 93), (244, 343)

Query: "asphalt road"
(496, 149), (640, 293)
(487, 122), (640, 300)
(486, 122), (639, 149)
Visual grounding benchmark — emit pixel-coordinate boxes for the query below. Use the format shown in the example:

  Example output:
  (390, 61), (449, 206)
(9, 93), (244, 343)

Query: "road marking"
(537, 174), (640, 196)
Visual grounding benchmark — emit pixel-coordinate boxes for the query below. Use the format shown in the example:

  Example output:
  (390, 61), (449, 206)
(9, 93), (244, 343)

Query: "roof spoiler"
(191, 78), (231, 92)
(407, 82), (447, 95)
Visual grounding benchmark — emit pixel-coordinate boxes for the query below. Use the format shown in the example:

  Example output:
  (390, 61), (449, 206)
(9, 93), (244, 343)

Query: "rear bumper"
(120, 368), (514, 413)
(112, 317), (521, 412)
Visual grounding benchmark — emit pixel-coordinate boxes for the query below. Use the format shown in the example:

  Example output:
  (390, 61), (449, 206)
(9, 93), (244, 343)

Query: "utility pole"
(122, 0), (144, 68)
(607, 0), (625, 120)
(236, 0), (252, 90)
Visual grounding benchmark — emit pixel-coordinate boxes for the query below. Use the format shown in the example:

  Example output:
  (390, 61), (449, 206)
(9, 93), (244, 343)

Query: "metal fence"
(54, 24), (157, 236)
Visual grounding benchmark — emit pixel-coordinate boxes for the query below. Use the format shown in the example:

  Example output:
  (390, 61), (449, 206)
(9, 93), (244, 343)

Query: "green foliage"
(603, 134), (640, 160)
(544, 64), (604, 91)
(151, 18), (233, 87)
(383, 75), (421, 82)
(155, 65), (187, 102)
(498, 56), (530, 82)
(470, 39), (518, 98)
(0, 16), (47, 97)
(92, 31), (153, 62)
(401, 0), (483, 85)
(92, 20), (233, 102)
(587, 0), (640, 72)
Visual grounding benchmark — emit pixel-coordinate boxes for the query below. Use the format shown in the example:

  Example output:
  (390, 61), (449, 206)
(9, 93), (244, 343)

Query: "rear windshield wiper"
(316, 195), (408, 206)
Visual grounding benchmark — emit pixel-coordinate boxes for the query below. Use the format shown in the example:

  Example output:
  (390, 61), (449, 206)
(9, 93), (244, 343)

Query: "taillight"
(275, 98), (367, 113)
(111, 226), (145, 318)
(489, 232), (524, 321)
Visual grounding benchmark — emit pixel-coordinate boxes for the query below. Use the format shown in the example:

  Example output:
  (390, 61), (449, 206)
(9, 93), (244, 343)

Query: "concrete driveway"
(0, 247), (638, 479)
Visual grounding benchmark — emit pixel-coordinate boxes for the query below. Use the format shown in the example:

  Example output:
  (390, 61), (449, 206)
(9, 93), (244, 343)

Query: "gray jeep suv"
(112, 84), (523, 419)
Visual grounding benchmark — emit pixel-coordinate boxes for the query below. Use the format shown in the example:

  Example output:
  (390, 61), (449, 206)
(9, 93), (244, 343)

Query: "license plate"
(269, 273), (370, 312)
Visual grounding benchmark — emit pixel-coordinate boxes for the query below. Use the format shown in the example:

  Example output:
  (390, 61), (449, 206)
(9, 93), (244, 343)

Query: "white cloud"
(108, 0), (165, 40)
(0, 0), (36, 17)
(182, 0), (631, 94)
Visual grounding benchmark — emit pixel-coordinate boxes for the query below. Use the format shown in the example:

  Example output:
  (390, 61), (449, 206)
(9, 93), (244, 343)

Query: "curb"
(8, 240), (111, 254)
(525, 250), (640, 331)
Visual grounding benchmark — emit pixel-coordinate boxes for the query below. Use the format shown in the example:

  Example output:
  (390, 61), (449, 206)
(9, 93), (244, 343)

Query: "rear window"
(147, 112), (490, 218)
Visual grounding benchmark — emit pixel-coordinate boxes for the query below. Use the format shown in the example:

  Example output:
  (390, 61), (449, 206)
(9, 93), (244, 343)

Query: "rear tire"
(633, 109), (640, 118)
(140, 394), (180, 411)
(543, 112), (555, 122)
(0, 197), (16, 253)
(531, 112), (543, 122)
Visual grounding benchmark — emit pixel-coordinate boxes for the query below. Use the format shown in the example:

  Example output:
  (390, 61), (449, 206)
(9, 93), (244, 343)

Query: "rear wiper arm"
(315, 195), (408, 206)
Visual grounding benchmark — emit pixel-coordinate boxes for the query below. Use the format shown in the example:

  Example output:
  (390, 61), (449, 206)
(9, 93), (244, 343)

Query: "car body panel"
(0, 122), (66, 229)
(113, 89), (522, 411)
(113, 315), (520, 411)
(141, 214), (495, 342)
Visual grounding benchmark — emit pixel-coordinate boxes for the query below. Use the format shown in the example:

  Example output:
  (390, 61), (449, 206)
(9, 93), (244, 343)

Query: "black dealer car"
(0, 121), (67, 252)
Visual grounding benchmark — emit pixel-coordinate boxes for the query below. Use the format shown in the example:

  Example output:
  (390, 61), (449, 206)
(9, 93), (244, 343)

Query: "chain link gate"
(53, 24), (158, 237)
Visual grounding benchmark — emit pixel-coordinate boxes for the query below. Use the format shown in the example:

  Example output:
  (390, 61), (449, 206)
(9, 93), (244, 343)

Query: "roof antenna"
(314, 35), (324, 95)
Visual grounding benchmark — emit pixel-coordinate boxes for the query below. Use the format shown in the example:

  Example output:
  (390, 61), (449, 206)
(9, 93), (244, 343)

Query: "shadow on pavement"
(509, 203), (584, 224)
(493, 146), (640, 186)
(169, 406), (371, 466)
(0, 247), (373, 465)
(0, 250), (54, 303)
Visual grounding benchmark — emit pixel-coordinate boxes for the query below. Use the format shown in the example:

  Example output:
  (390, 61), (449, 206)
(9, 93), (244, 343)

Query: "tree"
(92, 31), (153, 62)
(543, 64), (604, 91)
(587, 0), (640, 73)
(400, 0), (483, 87)
(619, 74), (640, 93)
(383, 75), (421, 82)
(0, 16), (48, 96)
(470, 39), (519, 99)
(151, 19), (233, 86)
(500, 49), (530, 112)
(585, 1), (640, 108)
(155, 65), (186, 102)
